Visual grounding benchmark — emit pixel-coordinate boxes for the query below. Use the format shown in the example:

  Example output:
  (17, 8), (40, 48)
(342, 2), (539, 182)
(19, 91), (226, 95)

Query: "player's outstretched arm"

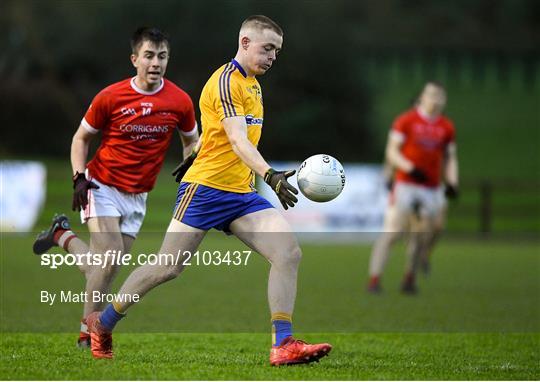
(222, 116), (298, 209)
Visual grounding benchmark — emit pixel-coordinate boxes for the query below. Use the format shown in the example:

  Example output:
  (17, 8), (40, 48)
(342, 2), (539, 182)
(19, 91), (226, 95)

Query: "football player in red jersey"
(368, 82), (459, 294)
(33, 27), (199, 346)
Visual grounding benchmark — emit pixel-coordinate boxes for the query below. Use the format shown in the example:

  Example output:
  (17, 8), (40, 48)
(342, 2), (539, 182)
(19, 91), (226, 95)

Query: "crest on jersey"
(246, 85), (263, 106)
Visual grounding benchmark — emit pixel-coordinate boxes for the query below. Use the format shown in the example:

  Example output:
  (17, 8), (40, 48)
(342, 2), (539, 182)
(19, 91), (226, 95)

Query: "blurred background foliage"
(0, 0), (538, 233)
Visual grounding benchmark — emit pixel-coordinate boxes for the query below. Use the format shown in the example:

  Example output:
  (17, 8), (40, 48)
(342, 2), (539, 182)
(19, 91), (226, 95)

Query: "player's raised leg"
(230, 209), (332, 366)
(231, 209), (300, 320)
(33, 213), (100, 347)
(86, 218), (206, 359)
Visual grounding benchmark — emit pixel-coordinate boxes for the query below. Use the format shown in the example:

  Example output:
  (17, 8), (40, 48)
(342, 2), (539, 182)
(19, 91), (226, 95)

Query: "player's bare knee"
(289, 245), (302, 265)
(274, 244), (302, 268)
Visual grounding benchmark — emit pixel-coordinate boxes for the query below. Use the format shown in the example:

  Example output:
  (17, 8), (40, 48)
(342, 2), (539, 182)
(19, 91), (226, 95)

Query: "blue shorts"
(173, 182), (274, 231)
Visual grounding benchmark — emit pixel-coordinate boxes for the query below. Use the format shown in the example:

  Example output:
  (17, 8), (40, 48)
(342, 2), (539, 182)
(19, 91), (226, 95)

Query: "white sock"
(80, 320), (88, 334)
(57, 230), (76, 251)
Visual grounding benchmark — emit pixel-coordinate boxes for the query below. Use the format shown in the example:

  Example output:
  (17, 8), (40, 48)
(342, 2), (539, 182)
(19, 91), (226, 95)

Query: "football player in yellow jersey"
(85, 15), (333, 366)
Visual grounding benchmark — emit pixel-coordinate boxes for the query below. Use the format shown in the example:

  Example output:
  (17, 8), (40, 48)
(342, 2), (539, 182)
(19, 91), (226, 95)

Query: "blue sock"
(99, 304), (125, 331)
(272, 320), (292, 346)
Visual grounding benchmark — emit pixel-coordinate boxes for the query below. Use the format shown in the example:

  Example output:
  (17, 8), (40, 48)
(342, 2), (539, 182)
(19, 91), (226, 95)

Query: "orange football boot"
(86, 311), (113, 359)
(270, 336), (332, 366)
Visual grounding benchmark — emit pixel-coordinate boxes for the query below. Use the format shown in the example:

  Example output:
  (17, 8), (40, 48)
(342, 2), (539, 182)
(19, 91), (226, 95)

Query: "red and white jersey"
(392, 108), (455, 188)
(82, 77), (197, 193)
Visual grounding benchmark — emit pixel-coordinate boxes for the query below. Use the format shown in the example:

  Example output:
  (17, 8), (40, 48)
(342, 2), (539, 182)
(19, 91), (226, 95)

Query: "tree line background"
(1, 0), (538, 234)
(0, 0), (538, 167)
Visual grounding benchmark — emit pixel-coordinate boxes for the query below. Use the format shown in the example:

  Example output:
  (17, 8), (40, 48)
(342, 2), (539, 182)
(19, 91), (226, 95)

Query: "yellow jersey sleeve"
(215, 63), (245, 120)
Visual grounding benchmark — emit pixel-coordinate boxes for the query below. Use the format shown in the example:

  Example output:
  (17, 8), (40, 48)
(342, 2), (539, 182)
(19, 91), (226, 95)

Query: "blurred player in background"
(84, 15), (332, 366)
(368, 81), (459, 294)
(32, 27), (198, 347)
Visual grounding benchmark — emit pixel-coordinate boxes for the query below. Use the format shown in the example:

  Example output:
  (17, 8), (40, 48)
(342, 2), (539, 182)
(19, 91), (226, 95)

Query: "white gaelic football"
(297, 154), (346, 202)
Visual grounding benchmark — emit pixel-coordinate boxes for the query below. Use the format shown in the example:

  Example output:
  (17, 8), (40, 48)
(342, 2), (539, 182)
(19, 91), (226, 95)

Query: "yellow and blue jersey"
(183, 59), (264, 193)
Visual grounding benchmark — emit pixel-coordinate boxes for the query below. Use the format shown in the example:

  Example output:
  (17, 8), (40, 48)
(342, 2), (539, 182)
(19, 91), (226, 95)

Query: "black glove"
(172, 151), (197, 183)
(409, 167), (428, 183)
(264, 168), (299, 210)
(385, 179), (394, 191)
(72, 172), (99, 211)
(445, 184), (459, 200)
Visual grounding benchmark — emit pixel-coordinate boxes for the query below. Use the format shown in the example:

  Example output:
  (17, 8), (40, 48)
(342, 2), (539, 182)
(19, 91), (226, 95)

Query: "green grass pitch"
(1, 333), (538, 380)
(1, 231), (539, 379)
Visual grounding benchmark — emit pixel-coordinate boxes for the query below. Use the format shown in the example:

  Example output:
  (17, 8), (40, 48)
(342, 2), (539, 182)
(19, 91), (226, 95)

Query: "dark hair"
(131, 27), (169, 54)
(241, 15), (283, 36)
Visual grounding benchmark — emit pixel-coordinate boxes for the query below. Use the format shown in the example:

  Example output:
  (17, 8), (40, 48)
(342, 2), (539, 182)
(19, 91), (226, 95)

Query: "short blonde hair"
(240, 15), (283, 36)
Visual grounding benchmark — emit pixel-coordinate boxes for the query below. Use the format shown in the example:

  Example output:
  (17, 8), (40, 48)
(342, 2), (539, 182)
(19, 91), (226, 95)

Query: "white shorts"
(81, 172), (148, 238)
(393, 182), (445, 218)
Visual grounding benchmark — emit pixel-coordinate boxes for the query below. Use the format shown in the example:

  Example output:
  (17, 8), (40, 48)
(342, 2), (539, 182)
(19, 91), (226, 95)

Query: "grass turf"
(1, 232), (539, 379)
(1, 333), (538, 380)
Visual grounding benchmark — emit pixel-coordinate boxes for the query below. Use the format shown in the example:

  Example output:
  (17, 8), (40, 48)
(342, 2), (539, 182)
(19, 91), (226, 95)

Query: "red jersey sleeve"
(390, 112), (410, 142)
(392, 113), (409, 134)
(177, 93), (197, 136)
(81, 90), (112, 133)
